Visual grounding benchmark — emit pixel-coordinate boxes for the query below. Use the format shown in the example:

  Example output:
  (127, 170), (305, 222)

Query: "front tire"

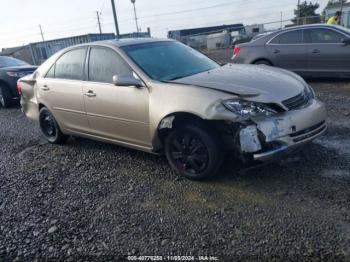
(39, 107), (68, 144)
(0, 85), (12, 108)
(165, 124), (223, 181)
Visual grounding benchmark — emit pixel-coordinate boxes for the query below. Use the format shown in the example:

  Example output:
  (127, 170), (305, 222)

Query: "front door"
(38, 48), (90, 133)
(82, 46), (151, 148)
(305, 28), (350, 74)
(266, 29), (307, 73)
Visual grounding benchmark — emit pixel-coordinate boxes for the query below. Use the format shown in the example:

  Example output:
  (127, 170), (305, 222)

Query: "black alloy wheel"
(165, 124), (223, 180)
(170, 132), (209, 174)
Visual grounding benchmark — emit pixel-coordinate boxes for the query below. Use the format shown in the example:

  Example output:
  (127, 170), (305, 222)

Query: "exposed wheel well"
(251, 59), (273, 66)
(157, 113), (202, 143)
(156, 112), (229, 151)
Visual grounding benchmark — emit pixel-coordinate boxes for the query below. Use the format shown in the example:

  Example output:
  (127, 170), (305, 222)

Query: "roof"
(279, 23), (349, 32)
(247, 23), (350, 45)
(58, 38), (174, 53)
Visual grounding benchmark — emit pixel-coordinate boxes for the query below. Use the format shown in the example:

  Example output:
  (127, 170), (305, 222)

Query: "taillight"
(17, 82), (22, 96)
(233, 47), (241, 57)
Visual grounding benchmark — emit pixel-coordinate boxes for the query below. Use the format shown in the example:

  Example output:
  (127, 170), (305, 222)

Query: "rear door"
(266, 29), (307, 73)
(37, 47), (90, 133)
(304, 28), (350, 74)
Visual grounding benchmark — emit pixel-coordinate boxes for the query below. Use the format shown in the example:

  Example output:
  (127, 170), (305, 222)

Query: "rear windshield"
(121, 41), (219, 82)
(0, 56), (28, 68)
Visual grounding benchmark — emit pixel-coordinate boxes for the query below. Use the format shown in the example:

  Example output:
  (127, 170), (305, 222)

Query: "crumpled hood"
(171, 64), (306, 103)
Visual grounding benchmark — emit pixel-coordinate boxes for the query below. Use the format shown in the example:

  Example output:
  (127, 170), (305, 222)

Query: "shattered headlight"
(222, 99), (277, 120)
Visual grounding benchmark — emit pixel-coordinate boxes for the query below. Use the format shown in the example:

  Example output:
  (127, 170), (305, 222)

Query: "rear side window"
(88, 47), (133, 84)
(270, 30), (303, 44)
(54, 48), (86, 80)
(306, 29), (344, 43)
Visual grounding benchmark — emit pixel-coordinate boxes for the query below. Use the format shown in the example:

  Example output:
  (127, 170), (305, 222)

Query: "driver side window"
(88, 47), (133, 84)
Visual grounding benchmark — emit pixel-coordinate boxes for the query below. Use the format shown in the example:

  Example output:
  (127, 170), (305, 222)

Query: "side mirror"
(341, 37), (350, 45)
(113, 75), (144, 88)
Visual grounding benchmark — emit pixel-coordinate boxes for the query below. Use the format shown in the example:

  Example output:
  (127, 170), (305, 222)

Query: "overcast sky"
(0, 0), (329, 50)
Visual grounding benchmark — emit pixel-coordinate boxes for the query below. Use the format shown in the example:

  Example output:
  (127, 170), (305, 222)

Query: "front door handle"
(41, 85), (50, 91)
(312, 49), (320, 54)
(84, 90), (96, 97)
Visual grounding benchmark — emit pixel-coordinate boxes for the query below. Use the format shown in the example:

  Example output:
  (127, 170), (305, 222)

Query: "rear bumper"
(249, 99), (327, 161)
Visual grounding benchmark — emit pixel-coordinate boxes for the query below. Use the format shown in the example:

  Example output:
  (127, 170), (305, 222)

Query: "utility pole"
(111, 0), (120, 38)
(280, 12), (283, 29)
(340, 0), (345, 12)
(131, 0), (140, 33)
(340, 0), (345, 26)
(96, 11), (102, 35)
(297, 0), (301, 25)
(39, 24), (45, 42)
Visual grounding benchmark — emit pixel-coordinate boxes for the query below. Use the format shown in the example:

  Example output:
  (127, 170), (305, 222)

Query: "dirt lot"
(1, 66), (350, 260)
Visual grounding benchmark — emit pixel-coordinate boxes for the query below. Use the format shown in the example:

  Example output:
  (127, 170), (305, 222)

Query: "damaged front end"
(217, 96), (327, 163)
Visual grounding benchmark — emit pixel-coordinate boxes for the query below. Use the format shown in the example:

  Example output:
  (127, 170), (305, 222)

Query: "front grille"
(282, 90), (310, 110)
(290, 121), (326, 143)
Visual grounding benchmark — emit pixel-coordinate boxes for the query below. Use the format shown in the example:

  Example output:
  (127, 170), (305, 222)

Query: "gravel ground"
(1, 74), (350, 260)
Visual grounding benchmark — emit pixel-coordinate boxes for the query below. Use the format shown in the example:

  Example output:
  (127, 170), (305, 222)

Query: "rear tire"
(165, 123), (223, 181)
(39, 107), (68, 144)
(0, 85), (12, 108)
(254, 60), (272, 66)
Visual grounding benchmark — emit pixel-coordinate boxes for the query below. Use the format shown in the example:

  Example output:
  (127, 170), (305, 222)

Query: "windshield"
(0, 56), (28, 68)
(121, 41), (220, 81)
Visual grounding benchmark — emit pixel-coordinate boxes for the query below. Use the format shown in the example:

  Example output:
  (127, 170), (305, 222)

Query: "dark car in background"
(232, 24), (350, 78)
(0, 56), (37, 108)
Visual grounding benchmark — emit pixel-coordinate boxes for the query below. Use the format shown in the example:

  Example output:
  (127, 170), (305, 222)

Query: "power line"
(100, 0), (246, 24)
(1, 0), (295, 40)
(138, 1), (243, 20)
(1, 0), (326, 47)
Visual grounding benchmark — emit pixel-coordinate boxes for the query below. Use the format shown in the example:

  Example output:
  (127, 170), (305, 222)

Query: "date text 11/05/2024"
(127, 255), (219, 261)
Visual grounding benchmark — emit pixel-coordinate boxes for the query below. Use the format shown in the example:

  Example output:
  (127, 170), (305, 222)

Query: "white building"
(324, 2), (350, 28)
(244, 24), (265, 36)
(206, 32), (231, 50)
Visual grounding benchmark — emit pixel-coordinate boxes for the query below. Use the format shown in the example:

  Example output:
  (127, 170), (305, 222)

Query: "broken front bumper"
(241, 99), (327, 161)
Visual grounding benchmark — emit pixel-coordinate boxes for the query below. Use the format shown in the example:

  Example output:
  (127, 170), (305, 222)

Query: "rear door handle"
(273, 49), (280, 54)
(312, 49), (320, 54)
(84, 90), (96, 97)
(41, 85), (50, 91)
